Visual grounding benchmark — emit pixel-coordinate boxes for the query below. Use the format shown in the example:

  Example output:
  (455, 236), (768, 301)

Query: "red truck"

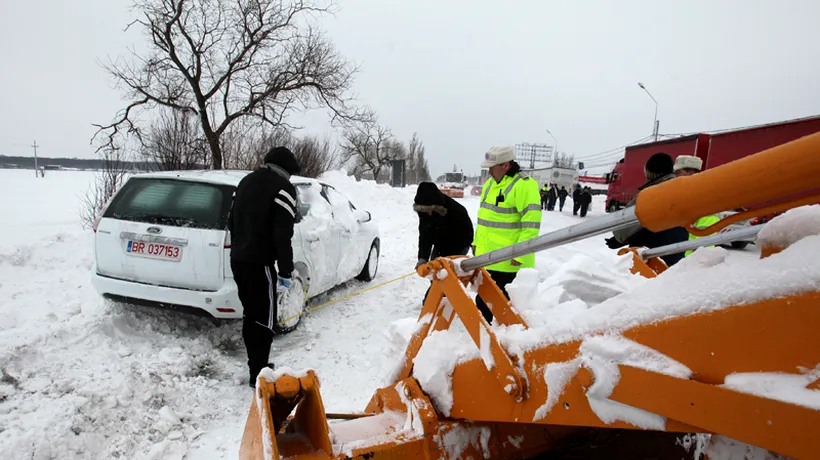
(605, 115), (820, 212)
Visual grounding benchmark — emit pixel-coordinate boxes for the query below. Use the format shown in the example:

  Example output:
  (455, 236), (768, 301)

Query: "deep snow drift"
(0, 168), (771, 459)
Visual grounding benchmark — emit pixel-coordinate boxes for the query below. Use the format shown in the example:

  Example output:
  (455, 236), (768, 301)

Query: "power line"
(575, 135), (654, 161)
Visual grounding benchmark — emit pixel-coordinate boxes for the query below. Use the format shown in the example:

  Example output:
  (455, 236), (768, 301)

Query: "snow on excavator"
(239, 132), (820, 459)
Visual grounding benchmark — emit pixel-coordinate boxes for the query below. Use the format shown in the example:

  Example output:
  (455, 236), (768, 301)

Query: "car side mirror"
(356, 210), (372, 223)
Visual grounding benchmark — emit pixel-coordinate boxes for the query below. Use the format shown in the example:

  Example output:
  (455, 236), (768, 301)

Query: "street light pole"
(637, 82), (659, 141)
(545, 129), (558, 162)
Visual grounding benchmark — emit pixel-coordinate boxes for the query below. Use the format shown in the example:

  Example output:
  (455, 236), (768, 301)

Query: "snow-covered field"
(0, 168), (784, 459)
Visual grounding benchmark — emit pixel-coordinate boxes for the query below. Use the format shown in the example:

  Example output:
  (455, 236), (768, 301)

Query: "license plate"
(126, 240), (182, 262)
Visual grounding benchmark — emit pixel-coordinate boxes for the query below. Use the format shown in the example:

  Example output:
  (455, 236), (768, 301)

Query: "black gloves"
(605, 236), (626, 249)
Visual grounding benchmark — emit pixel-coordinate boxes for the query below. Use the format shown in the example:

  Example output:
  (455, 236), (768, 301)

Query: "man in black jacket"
(228, 146), (301, 388)
(413, 182), (474, 304)
(579, 187), (593, 217)
(572, 185), (582, 215)
(414, 182), (474, 266)
(605, 152), (689, 266)
(558, 186), (569, 212)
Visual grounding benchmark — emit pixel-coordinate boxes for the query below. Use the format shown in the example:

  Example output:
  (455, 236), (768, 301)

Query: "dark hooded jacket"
(229, 147), (301, 276)
(610, 152), (689, 266)
(414, 182), (474, 260)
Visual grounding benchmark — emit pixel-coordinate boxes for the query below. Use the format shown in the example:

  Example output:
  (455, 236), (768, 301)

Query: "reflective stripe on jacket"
(685, 215), (721, 257)
(474, 173), (542, 272)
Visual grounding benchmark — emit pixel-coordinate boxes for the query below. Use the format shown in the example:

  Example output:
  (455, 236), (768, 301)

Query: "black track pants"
(231, 259), (277, 382)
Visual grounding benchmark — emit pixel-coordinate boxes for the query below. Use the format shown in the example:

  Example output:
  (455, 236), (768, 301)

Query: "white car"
(90, 170), (380, 332)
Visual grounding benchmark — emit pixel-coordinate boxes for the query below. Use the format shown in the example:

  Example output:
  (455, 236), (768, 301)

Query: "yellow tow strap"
(276, 272), (417, 326)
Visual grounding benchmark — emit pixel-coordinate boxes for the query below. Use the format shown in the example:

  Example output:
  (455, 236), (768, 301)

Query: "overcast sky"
(2, 0), (819, 176)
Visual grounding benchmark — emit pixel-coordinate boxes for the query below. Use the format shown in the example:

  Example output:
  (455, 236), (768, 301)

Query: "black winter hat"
(414, 182), (444, 206)
(644, 152), (674, 182)
(264, 146), (301, 175)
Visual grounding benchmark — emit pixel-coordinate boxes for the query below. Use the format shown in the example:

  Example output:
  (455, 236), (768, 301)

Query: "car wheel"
(356, 241), (380, 282)
(273, 272), (307, 334)
(731, 241), (749, 250)
(608, 202), (620, 213)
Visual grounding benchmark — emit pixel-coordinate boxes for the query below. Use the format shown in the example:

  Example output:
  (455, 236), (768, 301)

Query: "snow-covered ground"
(0, 169), (766, 459)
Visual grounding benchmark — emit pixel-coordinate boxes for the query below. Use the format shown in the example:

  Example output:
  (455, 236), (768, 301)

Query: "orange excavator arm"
(240, 132), (820, 459)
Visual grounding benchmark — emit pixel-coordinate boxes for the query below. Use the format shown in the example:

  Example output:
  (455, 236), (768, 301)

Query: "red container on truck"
(605, 115), (820, 213)
(604, 134), (709, 212)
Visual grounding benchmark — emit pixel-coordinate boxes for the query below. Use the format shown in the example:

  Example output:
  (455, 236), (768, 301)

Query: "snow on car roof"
(131, 169), (320, 187)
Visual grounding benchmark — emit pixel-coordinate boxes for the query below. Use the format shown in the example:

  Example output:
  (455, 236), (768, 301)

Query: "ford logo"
(146, 226), (162, 234)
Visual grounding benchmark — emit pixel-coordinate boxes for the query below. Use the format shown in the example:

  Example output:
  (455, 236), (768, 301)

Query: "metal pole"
(638, 83), (659, 142)
(461, 207), (639, 272)
(546, 129), (558, 163)
(641, 225), (761, 260)
(31, 140), (39, 178)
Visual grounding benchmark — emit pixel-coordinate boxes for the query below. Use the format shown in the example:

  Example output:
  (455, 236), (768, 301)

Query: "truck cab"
(605, 159), (626, 212)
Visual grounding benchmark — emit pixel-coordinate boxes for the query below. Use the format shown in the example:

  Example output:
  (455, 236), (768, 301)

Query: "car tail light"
(217, 308), (235, 313)
(224, 232), (232, 249)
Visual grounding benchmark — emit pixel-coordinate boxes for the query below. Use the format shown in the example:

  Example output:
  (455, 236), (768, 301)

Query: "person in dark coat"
(414, 182), (474, 303)
(547, 184), (558, 211)
(229, 146), (301, 388)
(572, 185), (582, 215)
(414, 182), (474, 265)
(558, 186), (569, 212)
(605, 152), (689, 266)
(579, 187), (593, 217)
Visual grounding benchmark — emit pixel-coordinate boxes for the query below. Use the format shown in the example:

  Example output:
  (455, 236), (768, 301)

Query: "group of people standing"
(605, 152), (715, 266)
(539, 183), (594, 217)
(539, 183), (567, 211)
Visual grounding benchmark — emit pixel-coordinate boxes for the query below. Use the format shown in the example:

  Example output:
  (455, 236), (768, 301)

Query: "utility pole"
(31, 140), (40, 178)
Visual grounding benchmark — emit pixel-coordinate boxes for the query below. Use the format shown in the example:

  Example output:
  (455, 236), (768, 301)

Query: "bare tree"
(93, 0), (364, 170)
(340, 119), (393, 180)
(222, 121), (292, 170)
(80, 147), (131, 230)
(416, 144), (432, 182)
(141, 109), (208, 170)
(553, 152), (576, 169)
(290, 134), (339, 178)
(405, 132), (420, 184)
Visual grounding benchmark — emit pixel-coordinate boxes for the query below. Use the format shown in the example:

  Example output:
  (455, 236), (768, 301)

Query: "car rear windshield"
(104, 178), (234, 229)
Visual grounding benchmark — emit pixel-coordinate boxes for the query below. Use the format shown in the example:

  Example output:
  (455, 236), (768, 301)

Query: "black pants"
(548, 196), (557, 210)
(475, 270), (518, 323)
(541, 196), (548, 210)
(580, 203), (590, 217)
(559, 197), (567, 211)
(573, 200), (581, 215)
(231, 259), (277, 383)
(422, 246), (470, 304)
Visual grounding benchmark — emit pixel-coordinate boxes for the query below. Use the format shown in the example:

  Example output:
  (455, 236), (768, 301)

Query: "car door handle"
(306, 234), (320, 242)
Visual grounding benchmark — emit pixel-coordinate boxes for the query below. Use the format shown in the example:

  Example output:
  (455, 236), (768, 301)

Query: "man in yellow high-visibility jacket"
(674, 155), (721, 257)
(472, 146), (542, 323)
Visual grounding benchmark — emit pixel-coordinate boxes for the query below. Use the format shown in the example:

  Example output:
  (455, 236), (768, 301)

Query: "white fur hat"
(674, 155), (703, 172)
